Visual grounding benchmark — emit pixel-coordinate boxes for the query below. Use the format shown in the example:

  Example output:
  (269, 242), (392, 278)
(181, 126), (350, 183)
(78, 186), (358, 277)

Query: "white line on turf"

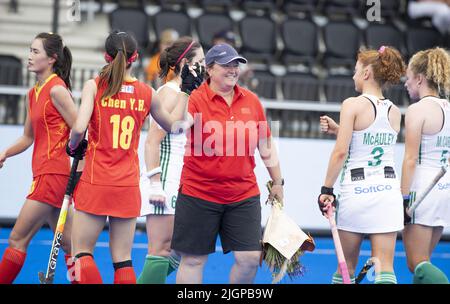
(1, 239), (450, 259)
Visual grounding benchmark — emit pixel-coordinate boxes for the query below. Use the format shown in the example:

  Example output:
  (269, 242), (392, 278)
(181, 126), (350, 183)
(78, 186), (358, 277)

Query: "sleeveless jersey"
(81, 77), (152, 186)
(155, 81), (186, 187)
(342, 94), (397, 181)
(28, 73), (71, 177)
(417, 96), (450, 169)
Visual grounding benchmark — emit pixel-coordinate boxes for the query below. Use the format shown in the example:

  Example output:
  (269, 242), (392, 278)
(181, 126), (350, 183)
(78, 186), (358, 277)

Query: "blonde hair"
(357, 46), (406, 88)
(409, 47), (450, 98)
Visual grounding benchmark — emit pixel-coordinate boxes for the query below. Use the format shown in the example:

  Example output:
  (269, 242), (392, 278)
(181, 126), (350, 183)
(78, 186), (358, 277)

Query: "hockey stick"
(327, 206), (351, 284)
(406, 166), (447, 217)
(355, 258), (374, 284)
(38, 156), (81, 284)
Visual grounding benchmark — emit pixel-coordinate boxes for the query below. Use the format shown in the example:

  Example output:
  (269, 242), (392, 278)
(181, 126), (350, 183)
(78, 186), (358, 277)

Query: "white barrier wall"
(1, 125), (449, 235)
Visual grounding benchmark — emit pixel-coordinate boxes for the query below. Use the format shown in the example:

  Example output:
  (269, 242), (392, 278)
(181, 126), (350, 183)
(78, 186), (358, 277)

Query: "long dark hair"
(35, 32), (72, 90)
(99, 30), (138, 100)
(159, 36), (201, 80)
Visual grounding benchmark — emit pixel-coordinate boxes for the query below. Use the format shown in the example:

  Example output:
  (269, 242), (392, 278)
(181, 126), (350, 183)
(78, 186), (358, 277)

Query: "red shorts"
(26, 174), (69, 208)
(73, 180), (141, 218)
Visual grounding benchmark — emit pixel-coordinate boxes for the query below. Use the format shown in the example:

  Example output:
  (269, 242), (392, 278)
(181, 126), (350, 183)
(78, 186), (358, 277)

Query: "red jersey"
(81, 77), (152, 186)
(180, 81), (271, 204)
(28, 74), (71, 178)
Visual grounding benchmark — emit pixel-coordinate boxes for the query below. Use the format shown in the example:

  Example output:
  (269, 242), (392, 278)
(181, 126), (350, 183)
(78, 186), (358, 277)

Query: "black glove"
(66, 139), (88, 160)
(180, 63), (204, 95)
(403, 195), (411, 225)
(318, 186), (336, 216)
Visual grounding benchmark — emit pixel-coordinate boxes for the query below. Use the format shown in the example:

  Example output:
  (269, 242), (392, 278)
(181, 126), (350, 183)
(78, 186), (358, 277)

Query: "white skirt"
(409, 166), (450, 227)
(336, 168), (403, 234)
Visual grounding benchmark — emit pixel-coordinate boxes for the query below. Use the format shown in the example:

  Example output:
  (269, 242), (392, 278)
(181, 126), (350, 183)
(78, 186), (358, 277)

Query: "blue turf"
(0, 227), (449, 284)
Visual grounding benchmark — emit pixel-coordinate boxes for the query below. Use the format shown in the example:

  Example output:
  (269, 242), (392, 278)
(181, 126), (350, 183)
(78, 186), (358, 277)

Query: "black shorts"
(171, 192), (262, 255)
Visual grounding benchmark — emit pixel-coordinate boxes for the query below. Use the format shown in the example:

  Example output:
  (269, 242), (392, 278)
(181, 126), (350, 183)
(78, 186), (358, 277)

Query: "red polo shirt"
(179, 81), (271, 204)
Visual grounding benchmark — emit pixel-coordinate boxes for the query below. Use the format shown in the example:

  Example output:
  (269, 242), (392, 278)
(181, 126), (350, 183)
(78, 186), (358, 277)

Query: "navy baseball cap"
(205, 43), (247, 66)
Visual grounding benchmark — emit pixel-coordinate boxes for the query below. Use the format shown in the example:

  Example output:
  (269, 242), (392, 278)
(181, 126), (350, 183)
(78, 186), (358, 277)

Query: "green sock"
(332, 272), (355, 284)
(375, 271), (397, 284)
(413, 261), (449, 284)
(137, 255), (170, 284)
(167, 254), (180, 276)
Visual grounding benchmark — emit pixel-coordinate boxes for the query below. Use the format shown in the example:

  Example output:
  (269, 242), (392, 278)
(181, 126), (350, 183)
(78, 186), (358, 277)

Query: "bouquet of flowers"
(262, 181), (315, 283)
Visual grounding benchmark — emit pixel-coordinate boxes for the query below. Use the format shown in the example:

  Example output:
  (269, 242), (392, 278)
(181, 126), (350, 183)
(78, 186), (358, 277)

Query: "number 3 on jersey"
(110, 114), (135, 149)
(441, 150), (449, 165)
(369, 146), (384, 166)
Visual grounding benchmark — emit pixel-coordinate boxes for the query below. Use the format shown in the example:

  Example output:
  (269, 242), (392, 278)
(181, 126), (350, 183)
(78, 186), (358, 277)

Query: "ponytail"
(99, 31), (139, 100)
(99, 43), (127, 100)
(159, 49), (171, 80)
(55, 46), (72, 90)
(426, 48), (450, 98)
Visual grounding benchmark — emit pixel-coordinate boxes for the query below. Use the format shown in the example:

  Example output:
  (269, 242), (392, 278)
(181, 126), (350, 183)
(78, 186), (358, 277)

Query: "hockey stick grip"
(65, 157), (80, 196)
(327, 207), (351, 284)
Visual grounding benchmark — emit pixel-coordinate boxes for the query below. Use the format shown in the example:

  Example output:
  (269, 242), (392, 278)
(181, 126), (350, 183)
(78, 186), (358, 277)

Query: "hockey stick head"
(38, 271), (54, 284)
(355, 258), (374, 284)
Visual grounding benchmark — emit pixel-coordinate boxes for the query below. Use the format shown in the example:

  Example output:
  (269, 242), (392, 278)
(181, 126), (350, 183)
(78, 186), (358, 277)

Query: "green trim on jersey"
(340, 150), (351, 184)
(159, 134), (171, 190)
(418, 143), (422, 165)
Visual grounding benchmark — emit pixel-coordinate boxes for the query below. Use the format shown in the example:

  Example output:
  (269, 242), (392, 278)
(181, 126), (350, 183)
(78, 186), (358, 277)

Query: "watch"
(272, 178), (284, 186)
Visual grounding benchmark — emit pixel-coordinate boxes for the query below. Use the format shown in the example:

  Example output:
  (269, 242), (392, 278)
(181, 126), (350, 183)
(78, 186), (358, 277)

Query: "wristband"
(145, 167), (162, 178)
(321, 186), (334, 195)
(272, 178), (284, 186)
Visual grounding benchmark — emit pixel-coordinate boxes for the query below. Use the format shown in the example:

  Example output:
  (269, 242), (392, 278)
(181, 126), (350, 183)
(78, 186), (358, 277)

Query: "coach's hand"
(320, 116), (339, 135)
(403, 195), (412, 225)
(66, 139), (88, 160)
(269, 184), (284, 203)
(318, 186), (336, 217)
(180, 63), (204, 95)
(148, 180), (167, 207)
